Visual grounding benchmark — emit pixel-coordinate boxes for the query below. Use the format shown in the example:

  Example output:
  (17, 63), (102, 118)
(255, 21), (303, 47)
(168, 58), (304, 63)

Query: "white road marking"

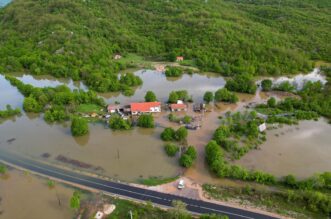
(2, 156), (257, 219)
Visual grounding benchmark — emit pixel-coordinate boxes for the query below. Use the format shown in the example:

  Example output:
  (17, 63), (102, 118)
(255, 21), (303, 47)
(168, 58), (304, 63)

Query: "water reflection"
(14, 74), (88, 91)
(99, 70), (226, 104)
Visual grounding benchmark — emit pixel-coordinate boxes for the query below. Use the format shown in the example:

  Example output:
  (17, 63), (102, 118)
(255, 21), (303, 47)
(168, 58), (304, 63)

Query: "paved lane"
(0, 150), (278, 219)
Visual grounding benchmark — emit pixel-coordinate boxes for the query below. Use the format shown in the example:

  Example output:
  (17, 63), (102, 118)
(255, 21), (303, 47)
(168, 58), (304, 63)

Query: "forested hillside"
(0, 0), (330, 83)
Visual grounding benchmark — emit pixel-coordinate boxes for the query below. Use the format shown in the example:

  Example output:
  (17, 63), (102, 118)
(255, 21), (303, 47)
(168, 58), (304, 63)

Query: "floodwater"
(0, 169), (74, 219)
(272, 68), (327, 90)
(235, 119), (331, 179)
(0, 75), (24, 110)
(98, 70), (226, 104)
(0, 114), (179, 182)
(0, 69), (330, 183)
(14, 73), (88, 91)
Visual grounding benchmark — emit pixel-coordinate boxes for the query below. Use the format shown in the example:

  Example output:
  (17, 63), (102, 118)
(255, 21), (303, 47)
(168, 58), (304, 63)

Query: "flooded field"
(14, 73), (88, 91)
(0, 75), (24, 110)
(0, 169), (74, 219)
(98, 70), (226, 104)
(0, 68), (330, 184)
(0, 115), (179, 182)
(235, 119), (331, 178)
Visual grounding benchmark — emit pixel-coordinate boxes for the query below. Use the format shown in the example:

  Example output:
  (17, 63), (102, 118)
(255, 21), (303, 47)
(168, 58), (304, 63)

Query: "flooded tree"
(71, 117), (89, 136)
(0, 165), (7, 174)
(164, 143), (179, 157)
(203, 91), (214, 103)
(144, 91), (157, 102)
(261, 79), (272, 91)
(109, 114), (132, 130)
(70, 191), (81, 210)
(137, 114), (155, 128)
(175, 127), (188, 141)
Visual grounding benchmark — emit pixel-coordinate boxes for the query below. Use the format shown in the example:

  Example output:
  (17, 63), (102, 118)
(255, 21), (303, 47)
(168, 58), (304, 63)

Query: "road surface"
(0, 150), (278, 219)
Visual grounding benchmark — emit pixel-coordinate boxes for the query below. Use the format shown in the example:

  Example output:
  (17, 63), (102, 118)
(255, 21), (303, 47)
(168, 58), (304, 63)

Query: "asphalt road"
(0, 151), (278, 219)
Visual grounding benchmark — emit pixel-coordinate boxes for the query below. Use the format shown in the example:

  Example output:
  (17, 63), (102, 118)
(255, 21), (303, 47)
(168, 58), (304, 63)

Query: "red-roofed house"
(130, 102), (161, 115)
(176, 56), (184, 62)
(170, 103), (187, 112)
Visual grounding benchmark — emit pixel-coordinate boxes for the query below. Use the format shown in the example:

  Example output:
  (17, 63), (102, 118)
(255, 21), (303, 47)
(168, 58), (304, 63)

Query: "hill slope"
(0, 0), (330, 87)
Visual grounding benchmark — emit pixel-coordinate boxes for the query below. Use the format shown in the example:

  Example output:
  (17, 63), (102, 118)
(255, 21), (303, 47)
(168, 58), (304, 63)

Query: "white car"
(177, 179), (185, 189)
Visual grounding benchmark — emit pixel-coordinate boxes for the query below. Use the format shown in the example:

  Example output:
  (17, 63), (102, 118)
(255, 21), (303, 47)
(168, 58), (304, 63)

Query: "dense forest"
(0, 0), (330, 85)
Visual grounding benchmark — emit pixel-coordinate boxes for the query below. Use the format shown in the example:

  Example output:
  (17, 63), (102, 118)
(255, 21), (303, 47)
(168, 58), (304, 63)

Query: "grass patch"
(138, 176), (179, 186)
(202, 184), (327, 219)
(115, 53), (146, 67)
(76, 104), (103, 113)
(179, 59), (196, 67)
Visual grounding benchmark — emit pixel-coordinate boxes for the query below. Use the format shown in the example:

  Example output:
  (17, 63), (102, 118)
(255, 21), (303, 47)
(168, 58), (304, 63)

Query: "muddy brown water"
(235, 119), (331, 179)
(0, 115), (179, 182)
(0, 69), (331, 184)
(0, 169), (74, 219)
(97, 70), (226, 104)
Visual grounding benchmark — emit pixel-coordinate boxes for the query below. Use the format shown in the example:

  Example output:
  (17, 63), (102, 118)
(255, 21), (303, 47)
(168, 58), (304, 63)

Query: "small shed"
(176, 56), (184, 62)
(258, 123), (267, 132)
(170, 103), (187, 112)
(114, 54), (122, 60)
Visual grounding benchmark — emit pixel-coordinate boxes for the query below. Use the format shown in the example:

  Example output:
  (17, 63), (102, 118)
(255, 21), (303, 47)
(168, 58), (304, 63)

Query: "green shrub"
(137, 114), (154, 128)
(164, 143), (179, 157)
(71, 117), (89, 136)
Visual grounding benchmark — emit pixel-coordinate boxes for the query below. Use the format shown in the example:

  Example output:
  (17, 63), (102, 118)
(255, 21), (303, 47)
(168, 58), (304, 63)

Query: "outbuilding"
(170, 103), (187, 112)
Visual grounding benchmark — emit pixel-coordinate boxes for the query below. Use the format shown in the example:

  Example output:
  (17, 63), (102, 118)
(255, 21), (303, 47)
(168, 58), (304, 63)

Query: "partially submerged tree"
(70, 191), (81, 210)
(71, 117), (89, 136)
(137, 114), (155, 128)
(144, 91), (157, 102)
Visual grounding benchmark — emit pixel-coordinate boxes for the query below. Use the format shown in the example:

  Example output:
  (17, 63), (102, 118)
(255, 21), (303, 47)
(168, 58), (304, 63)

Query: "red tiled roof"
(131, 102), (161, 112)
(170, 103), (186, 110)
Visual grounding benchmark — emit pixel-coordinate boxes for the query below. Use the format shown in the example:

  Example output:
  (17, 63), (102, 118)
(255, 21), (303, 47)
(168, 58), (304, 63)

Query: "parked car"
(178, 179), (185, 189)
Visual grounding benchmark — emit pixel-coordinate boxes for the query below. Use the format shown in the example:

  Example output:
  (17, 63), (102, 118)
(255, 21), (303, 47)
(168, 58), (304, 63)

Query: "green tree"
(47, 180), (55, 188)
(71, 117), (89, 136)
(164, 143), (179, 157)
(203, 91), (214, 103)
(168, 200), (190, 219)
(175, 127), (188, 141)
(144, 91), (157, 102)
(179, 154), (193, 167)
(225, 73), (257, 94)
(23, 96), (42, 113)
(214, 88), (238, 103)
(137, 114), (155, 128)
(0, 164), (7, 174)
(267, 97), (277, 108)
(261, 79), (273, 91)
(182, 115), (192, 124)
(70, 191), (81, 210)
(165, 67), (183, 77)
(109, 115), (132, 130)
(185, 146), (197, 160)
(161, 127), (176, 141)
(168, 91), (179, 103)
